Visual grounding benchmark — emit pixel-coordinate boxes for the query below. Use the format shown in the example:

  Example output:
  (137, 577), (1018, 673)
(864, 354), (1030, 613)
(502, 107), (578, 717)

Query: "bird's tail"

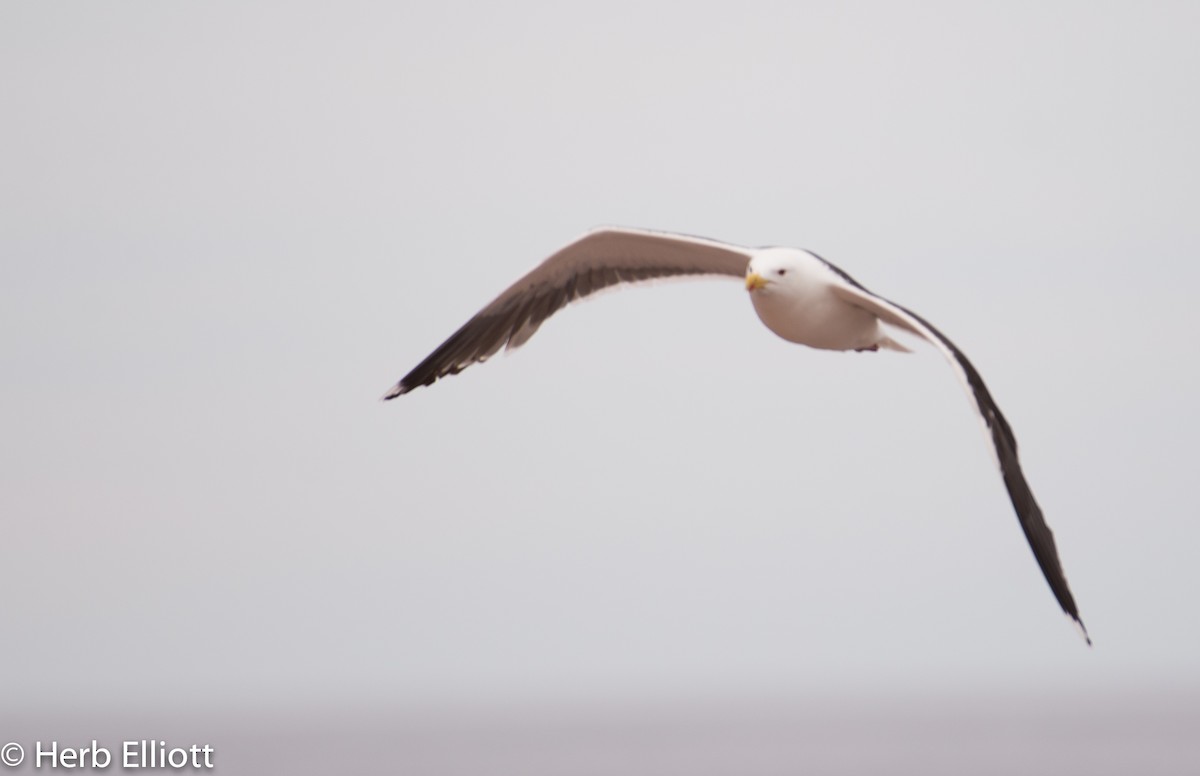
(878, 335), (913, 353)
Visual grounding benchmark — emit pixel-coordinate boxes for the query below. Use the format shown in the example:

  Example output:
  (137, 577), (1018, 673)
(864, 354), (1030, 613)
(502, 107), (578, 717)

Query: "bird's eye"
(776, 269), (787, 276)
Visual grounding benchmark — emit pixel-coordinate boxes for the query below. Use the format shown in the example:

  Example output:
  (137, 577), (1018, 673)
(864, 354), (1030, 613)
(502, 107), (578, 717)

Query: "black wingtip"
(381, 382), (409, 401)
(1074, 617), (1093, 648)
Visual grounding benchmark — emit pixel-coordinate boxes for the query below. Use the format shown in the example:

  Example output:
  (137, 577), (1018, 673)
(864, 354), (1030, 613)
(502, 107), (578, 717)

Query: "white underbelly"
(751, 286), (882, 351)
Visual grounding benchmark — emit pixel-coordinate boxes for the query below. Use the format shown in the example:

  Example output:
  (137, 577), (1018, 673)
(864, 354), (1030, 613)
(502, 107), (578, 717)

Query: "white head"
(744, 248), (817, 296)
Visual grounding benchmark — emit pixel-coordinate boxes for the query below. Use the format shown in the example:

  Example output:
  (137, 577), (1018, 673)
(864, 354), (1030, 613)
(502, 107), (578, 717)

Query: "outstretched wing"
(384, 227), (752, 399)
(823, 261), (1090, 644)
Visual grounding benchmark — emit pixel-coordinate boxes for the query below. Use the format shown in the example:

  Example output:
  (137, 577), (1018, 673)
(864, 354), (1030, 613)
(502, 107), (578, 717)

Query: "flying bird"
(384, 226), (1089, 643)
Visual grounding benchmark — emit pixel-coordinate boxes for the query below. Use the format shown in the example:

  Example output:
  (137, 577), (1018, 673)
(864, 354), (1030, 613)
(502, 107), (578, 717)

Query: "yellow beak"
(745, 272), (768, 291)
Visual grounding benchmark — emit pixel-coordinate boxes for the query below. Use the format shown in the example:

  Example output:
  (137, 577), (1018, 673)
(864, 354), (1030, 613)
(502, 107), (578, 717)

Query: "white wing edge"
(583, 224), (758, 258)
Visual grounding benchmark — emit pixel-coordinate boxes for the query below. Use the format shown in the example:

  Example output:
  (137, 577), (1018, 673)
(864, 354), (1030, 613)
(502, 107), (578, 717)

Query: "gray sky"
(3, 0), (1199, 718)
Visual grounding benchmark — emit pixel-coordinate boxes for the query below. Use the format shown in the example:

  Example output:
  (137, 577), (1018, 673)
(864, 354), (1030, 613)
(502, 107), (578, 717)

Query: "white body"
(747, 248), (907, 353)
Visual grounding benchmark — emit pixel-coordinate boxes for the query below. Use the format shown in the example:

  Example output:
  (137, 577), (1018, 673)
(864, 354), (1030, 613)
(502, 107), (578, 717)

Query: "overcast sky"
(3, 0), (1198, 725)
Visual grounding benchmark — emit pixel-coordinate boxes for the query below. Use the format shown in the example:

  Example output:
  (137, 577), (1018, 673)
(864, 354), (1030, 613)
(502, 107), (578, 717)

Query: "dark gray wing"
(384, 227), (752, 398)
(826, 267), (1090, 645)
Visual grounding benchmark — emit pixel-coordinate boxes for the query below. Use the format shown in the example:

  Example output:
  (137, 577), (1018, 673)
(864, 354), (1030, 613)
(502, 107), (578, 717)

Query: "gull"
(383, 226), (1089, 643)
